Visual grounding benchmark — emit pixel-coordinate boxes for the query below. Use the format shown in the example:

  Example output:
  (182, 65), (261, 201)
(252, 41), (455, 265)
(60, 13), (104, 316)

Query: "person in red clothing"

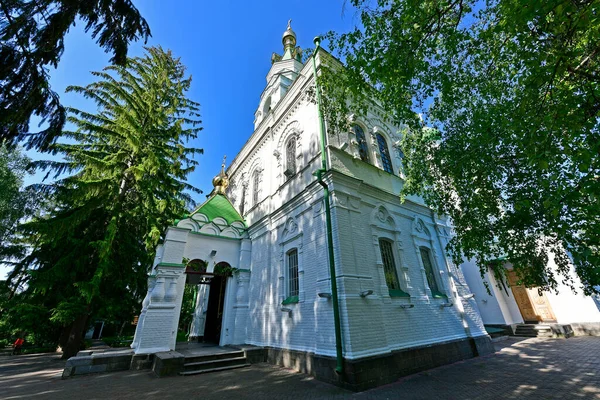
(12, 337), (24, 355)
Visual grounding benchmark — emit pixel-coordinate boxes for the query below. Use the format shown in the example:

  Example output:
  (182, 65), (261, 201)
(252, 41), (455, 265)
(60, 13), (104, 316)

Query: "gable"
(190, 194), (246, 227)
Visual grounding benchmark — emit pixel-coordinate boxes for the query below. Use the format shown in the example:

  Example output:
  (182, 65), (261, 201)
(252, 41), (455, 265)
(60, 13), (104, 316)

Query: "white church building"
(130, 22), (494, 390)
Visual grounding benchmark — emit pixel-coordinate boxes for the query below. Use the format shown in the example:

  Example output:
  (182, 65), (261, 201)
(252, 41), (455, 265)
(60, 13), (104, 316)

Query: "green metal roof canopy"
(191, 193), (246, 227)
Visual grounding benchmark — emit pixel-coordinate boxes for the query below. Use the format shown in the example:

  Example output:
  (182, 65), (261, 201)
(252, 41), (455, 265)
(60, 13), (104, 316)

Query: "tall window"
(420, 247), (442, 296)
(376, 133), (393, 173)
(286, 137), (296, 177)
(353, 124), (370, 163)
(240, 184), (246, 215)
(287, 249), (299, 297)
(379, 239), (408, 297)
(252, 170), (260, 206)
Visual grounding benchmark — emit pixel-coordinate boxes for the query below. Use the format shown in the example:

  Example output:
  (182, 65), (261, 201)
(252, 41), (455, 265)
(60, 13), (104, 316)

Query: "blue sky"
(26, 0), (359, 198)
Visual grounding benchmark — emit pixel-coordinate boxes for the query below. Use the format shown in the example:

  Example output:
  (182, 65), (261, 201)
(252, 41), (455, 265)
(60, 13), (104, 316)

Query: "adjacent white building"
(131, 22), (494, 390)
(461, 256), (600, 335)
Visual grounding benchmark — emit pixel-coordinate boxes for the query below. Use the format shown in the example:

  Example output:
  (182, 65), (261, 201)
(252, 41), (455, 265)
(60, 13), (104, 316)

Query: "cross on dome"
(211, 155), (229, 195)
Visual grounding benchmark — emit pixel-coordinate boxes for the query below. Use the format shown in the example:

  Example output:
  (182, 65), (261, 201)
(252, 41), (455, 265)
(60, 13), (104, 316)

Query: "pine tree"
(0, 0), (151, 150)
(0, 145), (31, 246)
(7, 46), (202, 358)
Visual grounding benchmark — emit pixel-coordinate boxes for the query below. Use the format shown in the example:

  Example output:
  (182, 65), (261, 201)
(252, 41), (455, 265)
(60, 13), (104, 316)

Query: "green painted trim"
(236, 268), (251, 273)
(432, 292), (448, 299)
(389, 289), (410, 298)
(189, 231), (242, 241)
(313, 38), (344, 375)
(156, 262), (186, 268)
(281, 295), (299, 305)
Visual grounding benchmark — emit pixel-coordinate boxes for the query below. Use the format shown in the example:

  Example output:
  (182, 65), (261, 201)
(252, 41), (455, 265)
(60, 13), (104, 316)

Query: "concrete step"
(514, 324), (554, 338)
(183, 356), (247, 372)
(183, 350), (244, 365)
(179, 363), (250, 376)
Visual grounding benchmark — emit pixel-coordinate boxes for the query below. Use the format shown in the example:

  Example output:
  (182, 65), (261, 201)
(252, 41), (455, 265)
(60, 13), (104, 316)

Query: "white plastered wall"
(544, 253), (600, 324)
(460, 259), (523, 325)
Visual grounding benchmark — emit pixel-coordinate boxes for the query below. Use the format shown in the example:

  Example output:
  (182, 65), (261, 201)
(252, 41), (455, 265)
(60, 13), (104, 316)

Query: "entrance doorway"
(203, 275), (227, 344)
(184, 260), (232, 345)
(507, 270), (557, 323)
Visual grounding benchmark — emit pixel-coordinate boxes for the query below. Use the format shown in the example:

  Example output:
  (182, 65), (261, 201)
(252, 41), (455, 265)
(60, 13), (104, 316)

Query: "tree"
(324, 0), (600, 294)
(0, 0), (151, 150)
(7, 46), (202, 358)
(0, 145), (31, 246)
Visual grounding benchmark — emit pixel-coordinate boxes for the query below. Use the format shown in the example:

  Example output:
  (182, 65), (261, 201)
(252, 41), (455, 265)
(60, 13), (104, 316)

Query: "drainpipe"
(311, 37), (344, 375)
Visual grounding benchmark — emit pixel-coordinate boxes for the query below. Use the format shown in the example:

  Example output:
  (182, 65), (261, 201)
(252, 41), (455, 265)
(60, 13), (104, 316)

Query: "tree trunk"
(118, 320), (127, 337)
(60, 313), (89, 359)
(57, 323), (72, 352)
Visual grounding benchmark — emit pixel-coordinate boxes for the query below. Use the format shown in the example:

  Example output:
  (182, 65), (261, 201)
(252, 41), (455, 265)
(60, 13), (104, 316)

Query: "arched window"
(376, 133), (393, 173)
(240, 184), (246, 215)
(287, 248), (299, 297)
(263, 96), (272, 116)
(379, 238), (407, 297)
(285, 137), (296, 178)
(353, 124), (370, 163)
(252, 170), (260, 206)
(420, 247), (443, 297)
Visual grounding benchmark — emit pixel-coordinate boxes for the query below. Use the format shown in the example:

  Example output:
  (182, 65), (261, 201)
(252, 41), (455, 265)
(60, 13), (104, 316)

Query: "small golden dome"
(212, 156), (229, 195)
(282, 19), (296, 48)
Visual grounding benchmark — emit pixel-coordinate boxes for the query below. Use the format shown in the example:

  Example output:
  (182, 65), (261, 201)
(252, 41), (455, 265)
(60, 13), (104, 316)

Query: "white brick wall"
(134, 47), (491, 360)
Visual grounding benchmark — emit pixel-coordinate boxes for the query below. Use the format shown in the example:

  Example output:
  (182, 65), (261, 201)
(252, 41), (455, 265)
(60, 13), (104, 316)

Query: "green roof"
(190, 194), (246, 227)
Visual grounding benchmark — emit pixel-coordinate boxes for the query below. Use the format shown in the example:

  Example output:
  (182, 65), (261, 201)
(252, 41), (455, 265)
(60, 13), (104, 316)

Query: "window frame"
(376, 133), (394, 174)
(252, 169), (260, 206)
(379, 238), (410, 298)
(419, 246), (445, 298)
(352, 123), (370, 164)
(285, 248), (299, 301)
(285, 136), (297, 178)
(279, 218), (304, 305)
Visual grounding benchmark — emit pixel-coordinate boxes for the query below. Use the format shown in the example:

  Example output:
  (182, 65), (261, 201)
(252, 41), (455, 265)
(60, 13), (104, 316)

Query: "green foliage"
(0, 281), (60, 348)
(4, 46), (202, 356)
(326, 0), (600, 294)
(178, 285), (196, 336)
(102, 335), (133, 348)
(176, 330), (189, 343)
(0, 0), (150, 150)
(0, 145), (31, 246)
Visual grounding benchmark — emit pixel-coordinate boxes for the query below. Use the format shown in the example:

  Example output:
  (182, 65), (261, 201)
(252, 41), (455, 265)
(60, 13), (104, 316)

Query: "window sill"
(282, 296), (299, 305)
(432, 292), (448, 299)
(389, 289), (410, 298)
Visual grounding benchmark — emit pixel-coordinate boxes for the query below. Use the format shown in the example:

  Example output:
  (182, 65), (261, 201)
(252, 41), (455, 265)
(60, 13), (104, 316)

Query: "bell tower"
(254, 20), (304, 128)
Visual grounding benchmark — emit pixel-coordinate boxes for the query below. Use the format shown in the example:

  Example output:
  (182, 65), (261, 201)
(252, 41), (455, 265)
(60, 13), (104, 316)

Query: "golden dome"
(212, 156), (229, 195)
(282, 19), (296, 48)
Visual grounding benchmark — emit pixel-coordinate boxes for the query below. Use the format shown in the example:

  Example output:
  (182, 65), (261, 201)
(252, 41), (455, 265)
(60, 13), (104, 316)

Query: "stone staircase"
(179, 349), (250, 376)
(514, 324), (554, 338)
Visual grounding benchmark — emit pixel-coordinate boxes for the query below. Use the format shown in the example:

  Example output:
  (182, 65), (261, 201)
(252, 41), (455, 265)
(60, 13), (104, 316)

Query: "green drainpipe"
(311, 36), (344, 375)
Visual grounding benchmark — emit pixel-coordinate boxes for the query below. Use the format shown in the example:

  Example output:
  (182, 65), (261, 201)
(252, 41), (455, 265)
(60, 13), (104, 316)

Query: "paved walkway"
(1, 337), (599, 399)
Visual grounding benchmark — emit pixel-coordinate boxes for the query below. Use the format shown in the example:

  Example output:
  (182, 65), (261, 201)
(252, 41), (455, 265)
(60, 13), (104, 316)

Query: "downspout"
(311, 37), (344, 375)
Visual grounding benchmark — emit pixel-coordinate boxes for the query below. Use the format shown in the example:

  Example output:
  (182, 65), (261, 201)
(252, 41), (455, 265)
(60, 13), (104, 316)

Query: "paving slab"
(1, 337), (599, 399)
